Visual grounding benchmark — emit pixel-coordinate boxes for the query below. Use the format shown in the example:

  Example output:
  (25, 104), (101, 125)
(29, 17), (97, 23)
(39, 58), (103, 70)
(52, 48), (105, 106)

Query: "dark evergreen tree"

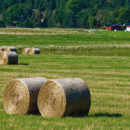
(0, 0), (130, 28)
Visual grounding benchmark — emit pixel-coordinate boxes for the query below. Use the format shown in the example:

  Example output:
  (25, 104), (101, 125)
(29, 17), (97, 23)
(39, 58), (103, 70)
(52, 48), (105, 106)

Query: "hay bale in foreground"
(4, 77), (47, 114)
(29, 48), (40, 55)
(38, 78), (91, 117)
(22, 48), (30, 54)
(5, 46), (17, 52)
(0, 46), (6, 51)
(0, 51), (18, 64)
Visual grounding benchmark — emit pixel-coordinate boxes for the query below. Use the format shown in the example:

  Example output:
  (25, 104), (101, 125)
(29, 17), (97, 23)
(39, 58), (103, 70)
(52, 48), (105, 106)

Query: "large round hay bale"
(0, 46), (6, 51)
(38, 78), (91, 117)
(5, 46), (17, 52)
(4, 77), (47, 115)
(29, 48), (40, 55)
(0, 51), (18, 64)
(0, 51), (3, 60)
(22, 48), (30, 54)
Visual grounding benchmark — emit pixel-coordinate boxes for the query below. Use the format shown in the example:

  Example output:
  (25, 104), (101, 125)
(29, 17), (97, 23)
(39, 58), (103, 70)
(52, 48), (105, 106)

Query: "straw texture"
(0, 51), (18, 64)
(22, 48), (30, 54)
(5, 46), (17, 52)
(29, 48), (40, 55)
(4, 77), (47, 114)
(38, 78), (91, 117)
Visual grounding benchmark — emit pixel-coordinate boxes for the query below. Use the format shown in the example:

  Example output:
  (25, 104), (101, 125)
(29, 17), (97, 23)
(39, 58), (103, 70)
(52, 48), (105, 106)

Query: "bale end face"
(4, 80), (30, 114)
(5, 47), (17, 52)
(29, 48), (40, 55)
(38, 80), (66, 117)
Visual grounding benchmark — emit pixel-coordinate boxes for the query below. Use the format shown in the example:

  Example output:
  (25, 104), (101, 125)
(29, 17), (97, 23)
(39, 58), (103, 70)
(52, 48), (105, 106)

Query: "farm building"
(126, 23), (130, 32)
(106, 25), (123, 31)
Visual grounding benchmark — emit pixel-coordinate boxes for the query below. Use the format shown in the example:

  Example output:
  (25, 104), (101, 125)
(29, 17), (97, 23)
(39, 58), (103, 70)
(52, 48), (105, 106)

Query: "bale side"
(4, 77), (47, 114)
(0, 51), (4, 64)
(0, 51), (3, 55)
(38, 78), (91, 117)
(29, 48), (40, 55)
(1, 51), (18, 64)
(22, 48), (30, 54)
(5, 46), (17, 52)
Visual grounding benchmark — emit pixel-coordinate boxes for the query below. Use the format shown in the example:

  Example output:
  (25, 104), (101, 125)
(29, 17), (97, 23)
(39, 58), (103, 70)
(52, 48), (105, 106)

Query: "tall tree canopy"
(0, 0), (130, 28)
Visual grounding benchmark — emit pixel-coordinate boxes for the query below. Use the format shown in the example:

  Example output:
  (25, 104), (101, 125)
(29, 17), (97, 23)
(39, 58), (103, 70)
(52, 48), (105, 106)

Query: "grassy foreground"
(0, 28), (130, 129)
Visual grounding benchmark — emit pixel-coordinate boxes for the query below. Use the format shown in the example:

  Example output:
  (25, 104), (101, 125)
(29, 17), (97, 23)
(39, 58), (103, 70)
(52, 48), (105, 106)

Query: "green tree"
(23, 18), (34, 28)
(62, 9), (74, 27)
(88, 16), (97, 28)
(115, 8), (130, 25)
(0, 20), (5, 27)
(3, 3), (32, 27)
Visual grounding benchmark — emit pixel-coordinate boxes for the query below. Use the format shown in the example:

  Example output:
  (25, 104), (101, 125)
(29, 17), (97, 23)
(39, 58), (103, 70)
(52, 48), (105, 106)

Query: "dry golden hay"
(22, 48), (30, 54)
(5, 46), (17, 52)
(0, 51), (3, 58)
(0, 46), (6, 51)
(29, 48), (40, 55)
(38, 78), (91, 117)
(4, 77), (47, 115)
(0, 51), (18, 65)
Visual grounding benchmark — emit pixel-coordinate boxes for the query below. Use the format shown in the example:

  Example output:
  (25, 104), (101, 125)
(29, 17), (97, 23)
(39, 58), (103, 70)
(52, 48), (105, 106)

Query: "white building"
(126, 25), (130, 32)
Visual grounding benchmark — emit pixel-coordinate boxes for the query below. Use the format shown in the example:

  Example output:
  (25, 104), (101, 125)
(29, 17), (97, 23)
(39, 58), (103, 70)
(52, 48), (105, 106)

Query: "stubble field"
(0, 28), (130, 130)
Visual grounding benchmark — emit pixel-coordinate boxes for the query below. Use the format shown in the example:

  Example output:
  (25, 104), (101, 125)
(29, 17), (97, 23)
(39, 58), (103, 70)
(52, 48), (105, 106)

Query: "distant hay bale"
(22, 48), (30, 54)
(38, 78), (91, 117)
(0, 47), (2, 51)
(0, 46), (6, 51)
(5, 46), (17, 52)
(4, 77), (47, 115)
(0, 51), (18, 64)
(0, 51), (3, 56)
(29, 48), (40, 55)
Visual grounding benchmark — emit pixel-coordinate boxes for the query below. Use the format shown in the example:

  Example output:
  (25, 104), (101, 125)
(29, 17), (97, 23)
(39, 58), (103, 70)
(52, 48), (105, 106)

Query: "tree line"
(0, 0), (130, 28)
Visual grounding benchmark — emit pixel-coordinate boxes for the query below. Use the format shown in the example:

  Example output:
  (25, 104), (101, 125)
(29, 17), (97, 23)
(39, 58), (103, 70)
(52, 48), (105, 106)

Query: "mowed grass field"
(0, 28), (130, 130)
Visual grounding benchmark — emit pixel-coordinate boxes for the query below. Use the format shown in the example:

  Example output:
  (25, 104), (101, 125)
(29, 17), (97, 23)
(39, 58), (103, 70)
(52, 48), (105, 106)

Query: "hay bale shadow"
(7, 63), (29, 65)
(69, 113), (122, 118)
(89, 113), (122, 118)
(18, 63), (29, 65)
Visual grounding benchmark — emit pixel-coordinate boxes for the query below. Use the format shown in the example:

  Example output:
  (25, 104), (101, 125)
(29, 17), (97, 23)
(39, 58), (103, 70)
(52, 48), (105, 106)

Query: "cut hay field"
(0, 28), (130, 130)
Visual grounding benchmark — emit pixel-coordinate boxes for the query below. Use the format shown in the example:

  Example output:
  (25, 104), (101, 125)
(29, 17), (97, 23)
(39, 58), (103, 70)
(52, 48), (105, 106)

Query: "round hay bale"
(38, 78), (91, 117)
(22, 48), (30, 54)
(0, 51), (18, 64)
(0, 46), (6, 51)
(0, 51), (3, 64)
(5, 46), (17, 52)
(4, 77), (47, 114)
(29, 48), (40, 55)
(0, 51), (3, 60)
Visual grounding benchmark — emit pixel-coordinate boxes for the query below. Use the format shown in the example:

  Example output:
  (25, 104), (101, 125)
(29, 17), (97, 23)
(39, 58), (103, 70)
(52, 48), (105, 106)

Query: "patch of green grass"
(0, 29), (130, 47)
(0, 28), (130, 129)
(0, 54), (130, 129)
